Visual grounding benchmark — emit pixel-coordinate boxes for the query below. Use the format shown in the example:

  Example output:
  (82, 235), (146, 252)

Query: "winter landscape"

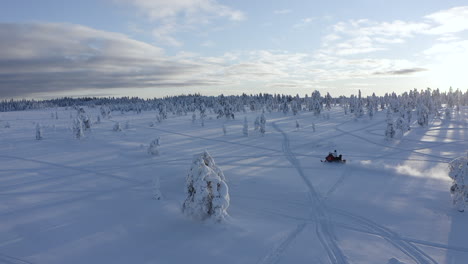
(0, 91), (467, 264)
(2, 1), (468, 263)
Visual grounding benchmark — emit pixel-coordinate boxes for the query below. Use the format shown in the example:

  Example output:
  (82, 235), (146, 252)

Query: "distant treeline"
(0, 88), (467, 114)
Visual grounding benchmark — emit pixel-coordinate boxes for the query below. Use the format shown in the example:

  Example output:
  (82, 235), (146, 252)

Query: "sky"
(0, 0), (467, 99)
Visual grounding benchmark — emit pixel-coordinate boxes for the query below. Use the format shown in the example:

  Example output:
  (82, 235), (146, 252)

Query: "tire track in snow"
(323, 169), (351, 201)
(257, 223), (307, 264)
(0, 253), (35, 264)
(331, 207), (438, 264)
(0, 154), (144, 185)
(272, 122), (348, 264)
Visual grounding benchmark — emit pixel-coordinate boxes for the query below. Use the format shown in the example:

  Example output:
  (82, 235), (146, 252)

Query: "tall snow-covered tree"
(311, 90), (322, 116)
(73, 118), (84, 139)
(260, 112), (266, 136)
(182, 151), (230, 222)
(385, 109), (395, 140)
(448, 154), (468, 212)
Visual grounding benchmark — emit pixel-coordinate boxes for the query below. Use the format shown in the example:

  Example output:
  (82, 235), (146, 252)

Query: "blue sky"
(1, 0), (467, 99)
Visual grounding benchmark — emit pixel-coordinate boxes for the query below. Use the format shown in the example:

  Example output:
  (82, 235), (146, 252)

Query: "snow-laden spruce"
(77, 107), (91, 130)
(259, 112), (266, 136)
(73, 118), (85, 139)
(449, 153), (468, 212)
(148, 137), (160, 156)
(182, 151), (229, 222)
(385, 109), (395, 140)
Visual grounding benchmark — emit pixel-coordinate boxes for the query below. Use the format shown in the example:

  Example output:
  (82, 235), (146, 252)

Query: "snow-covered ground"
(0, 106), (467, 264)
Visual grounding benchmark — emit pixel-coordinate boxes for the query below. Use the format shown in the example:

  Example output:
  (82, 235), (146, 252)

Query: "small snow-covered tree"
(449, 154), (468, 212)
(182, 151), (230, 222)
(243, 116), (249, 136)
(296, 120), (300, 131)
(192, 112), (196, 124)
(254, 116), (260, 131)
(312, 122), (316, 132)
(148, 137), (160, 156)
(35, 123), (42, 140)
(113, 122), (122, 132)
(222, 124), (227, 136)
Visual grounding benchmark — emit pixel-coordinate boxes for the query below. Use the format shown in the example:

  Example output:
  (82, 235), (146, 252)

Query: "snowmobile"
(321, 152), (346, 163)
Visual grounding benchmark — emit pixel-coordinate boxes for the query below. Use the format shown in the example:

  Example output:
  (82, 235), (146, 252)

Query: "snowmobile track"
(257, 223), (307, 264)
(0, 253), (35, 264)
(273, 122), (348, 264)
(331, 207), (438, 264)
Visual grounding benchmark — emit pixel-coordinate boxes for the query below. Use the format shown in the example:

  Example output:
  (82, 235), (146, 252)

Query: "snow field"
(0, 106), (467, 264)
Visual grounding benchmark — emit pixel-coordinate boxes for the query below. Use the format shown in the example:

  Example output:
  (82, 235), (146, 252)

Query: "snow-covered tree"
(312, 122), (316, 132)
(113, 122), (122, 132)
(100, 106), (111, 119)
(73, 118), (84, 139)
(449, 154), (468, 212)
(243, 116), (249, 137)
(148, 137), (160, 156)
(296, 120), (300, 131)
(311, 90), (322, 116)
(254, 116), (260, 131)
(77, 107), (91, 130)
(260, 112), (266, 136)
(222, 124), (227, 136)
(416, 103), (429, 127)
(385, 109), (395, 140)
(182, 151), (230, 222)
(35, 123), (42, 140)
(192, 112), (196, 124)
(445, 107), (451, 120)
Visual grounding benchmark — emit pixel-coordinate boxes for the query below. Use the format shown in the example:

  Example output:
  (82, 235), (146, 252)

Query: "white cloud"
(293, 17), (316, 28)
(425, 6), (468, 34)
(274, 9), (292, 15)
(0, 23), (226, 97)
(117, 0), (245, 46)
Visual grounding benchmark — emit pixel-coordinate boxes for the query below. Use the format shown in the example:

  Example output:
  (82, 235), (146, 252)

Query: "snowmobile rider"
(326, 150), (342, 161)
